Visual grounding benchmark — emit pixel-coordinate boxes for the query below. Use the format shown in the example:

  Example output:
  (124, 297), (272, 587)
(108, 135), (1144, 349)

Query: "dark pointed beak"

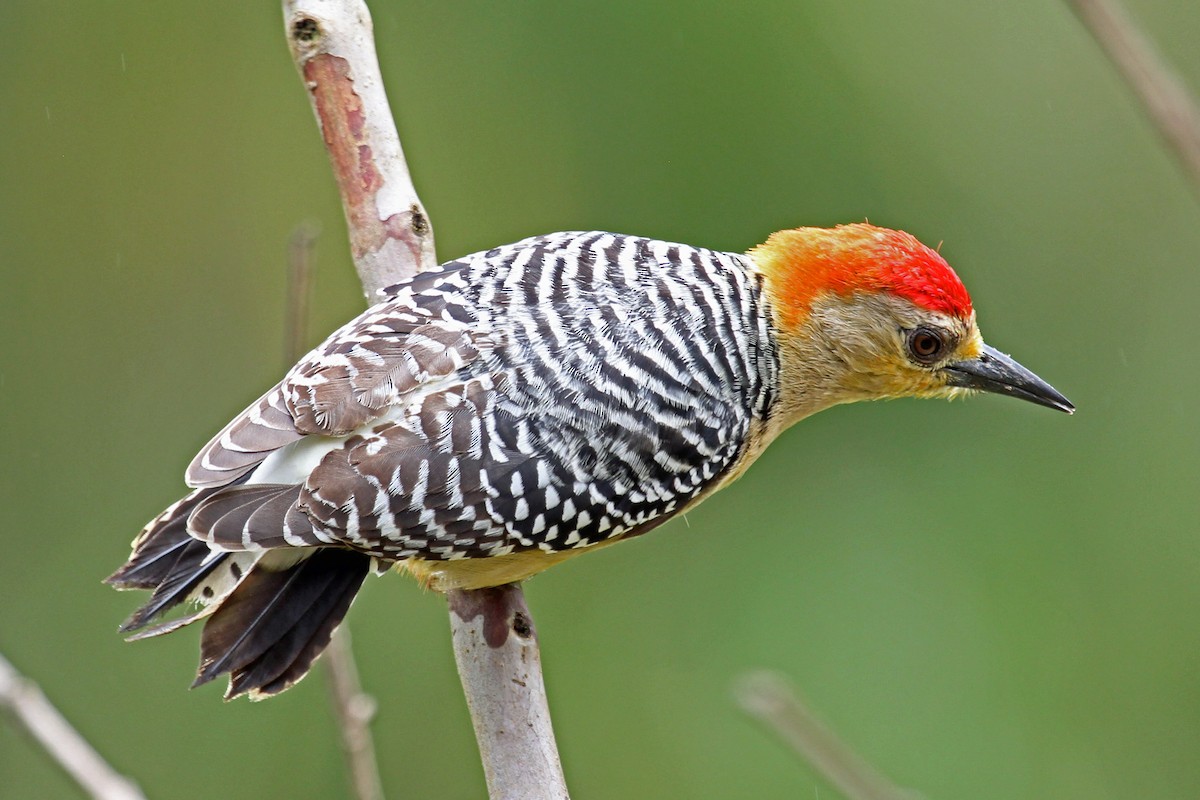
(944, 344), (1074, 414)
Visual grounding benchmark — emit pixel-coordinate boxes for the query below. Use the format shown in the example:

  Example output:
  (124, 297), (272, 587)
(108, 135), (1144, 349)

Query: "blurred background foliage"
(2, 1), (1198, 798)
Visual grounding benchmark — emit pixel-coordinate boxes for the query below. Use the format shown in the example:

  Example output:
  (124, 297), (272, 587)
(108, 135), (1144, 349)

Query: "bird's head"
(749, 223), (1073, 420)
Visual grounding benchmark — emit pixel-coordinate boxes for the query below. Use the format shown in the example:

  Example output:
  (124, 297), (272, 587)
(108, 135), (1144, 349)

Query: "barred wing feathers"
(186, 266), (488, 489)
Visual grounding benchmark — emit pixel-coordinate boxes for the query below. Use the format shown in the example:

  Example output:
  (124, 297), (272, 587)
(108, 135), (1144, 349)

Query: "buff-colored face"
(752, 223), (1073, 418)
(803, 291), (984, 403)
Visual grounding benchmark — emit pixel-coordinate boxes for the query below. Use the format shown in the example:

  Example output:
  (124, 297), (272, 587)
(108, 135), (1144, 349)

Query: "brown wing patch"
(188, 484), (313, 551)
(185, 272), (488, 489)
(285, 323), (483, 435)
(295, 374), (521, 560)
(187, 386), (301, 488)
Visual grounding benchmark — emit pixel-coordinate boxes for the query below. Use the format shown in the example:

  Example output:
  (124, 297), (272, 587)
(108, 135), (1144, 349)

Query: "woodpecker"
(109, 224), (1072, 699)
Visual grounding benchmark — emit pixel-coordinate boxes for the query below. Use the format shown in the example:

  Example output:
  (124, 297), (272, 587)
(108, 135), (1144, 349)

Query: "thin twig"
(283, 221), (385, 800)
(0, 652), (146, 800)
(322, 629), (384, 800)
(735, 670), (919, 800)
(1065, 0), (1200, 195)
(281, 2), (569, 798)
(284, 221), (319, 364)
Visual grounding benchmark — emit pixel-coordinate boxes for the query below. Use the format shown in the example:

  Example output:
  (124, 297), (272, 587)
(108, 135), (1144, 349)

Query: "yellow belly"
(399, 541), (619, 592)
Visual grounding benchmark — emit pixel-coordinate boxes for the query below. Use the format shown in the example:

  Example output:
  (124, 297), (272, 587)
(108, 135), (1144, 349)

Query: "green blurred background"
(3, 1), (1198, 797)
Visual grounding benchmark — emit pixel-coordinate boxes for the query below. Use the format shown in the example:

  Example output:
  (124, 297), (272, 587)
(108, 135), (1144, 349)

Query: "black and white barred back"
(195, 230), (779, 559)
(110, 231), (780, 697)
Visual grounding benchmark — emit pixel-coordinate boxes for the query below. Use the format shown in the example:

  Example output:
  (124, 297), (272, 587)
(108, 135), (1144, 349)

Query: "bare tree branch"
(735, 671), (919, 800)
(281, 3), (569, 797)
(448, 586), (569, 800)
(1065, 0), (1200, 195)
(284, 221), (319, 363)
(284, 0), (437, 299)
(322, 628), (384, 800)
(0, 652), (146, 800)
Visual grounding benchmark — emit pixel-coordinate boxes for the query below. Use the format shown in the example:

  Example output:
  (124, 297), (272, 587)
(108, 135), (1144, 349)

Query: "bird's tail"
(108, 489), (370, 700)
(192, 548), (369, 699)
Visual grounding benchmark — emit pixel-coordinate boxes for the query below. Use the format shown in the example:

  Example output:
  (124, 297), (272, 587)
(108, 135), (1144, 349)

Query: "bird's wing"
(289, 235), (758, 560)
(295, 371), (531, 559)
(186, 232), (765, 560)
(185, 264), (486, 489)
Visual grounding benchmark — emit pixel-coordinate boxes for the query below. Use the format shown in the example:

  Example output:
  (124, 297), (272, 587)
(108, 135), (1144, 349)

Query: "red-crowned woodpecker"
(109, 224), (1073, 699)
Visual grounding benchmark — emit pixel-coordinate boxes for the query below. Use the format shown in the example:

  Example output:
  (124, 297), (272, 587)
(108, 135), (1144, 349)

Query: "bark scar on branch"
(449, 585), (537, 648)
(302, 54), (429, 270)
(284, 0), (436, 299)
(448, 586), (568, 799)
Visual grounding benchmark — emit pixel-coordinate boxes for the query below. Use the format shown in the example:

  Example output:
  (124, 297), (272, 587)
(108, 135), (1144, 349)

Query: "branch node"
(291, 16), (321, 46)
(348, 692), (378, 723)
(511, 611), (533, 640)
(409, 204), (429, 237)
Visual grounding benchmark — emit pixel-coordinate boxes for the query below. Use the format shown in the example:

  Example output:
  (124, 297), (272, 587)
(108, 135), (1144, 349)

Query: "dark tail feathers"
(110, 488), (370, 700)
(107, 489), (228, 632)
(107, 489), (216, 591)
(194, 548), (369, 700)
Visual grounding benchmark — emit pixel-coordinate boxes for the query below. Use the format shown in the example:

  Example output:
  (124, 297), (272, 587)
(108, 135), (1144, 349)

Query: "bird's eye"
(906, 327), (948, 365)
